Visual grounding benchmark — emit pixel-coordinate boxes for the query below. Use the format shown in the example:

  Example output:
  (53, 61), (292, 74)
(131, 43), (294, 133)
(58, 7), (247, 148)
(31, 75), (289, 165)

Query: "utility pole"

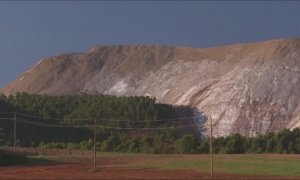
(0, 127), (4, 145)
(93, 119), (97, 169)
(210, 116), (213, 180)
(14, 113), (16, 153)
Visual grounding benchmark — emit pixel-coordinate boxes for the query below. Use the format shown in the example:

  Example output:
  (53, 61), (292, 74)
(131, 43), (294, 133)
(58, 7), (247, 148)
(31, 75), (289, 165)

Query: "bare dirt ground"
(0, 163), (203, 179)
(1, 148), (299, 180)
(0, 162), (289, 180)
(0, 159), (297, 180)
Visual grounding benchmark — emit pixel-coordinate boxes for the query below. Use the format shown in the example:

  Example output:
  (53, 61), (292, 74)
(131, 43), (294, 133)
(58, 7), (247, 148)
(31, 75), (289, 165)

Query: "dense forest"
(0, 92), (177, 124)
(0, 92), (190, 147)
(1, 93), (300, 154)
(38, 128), (300, 154)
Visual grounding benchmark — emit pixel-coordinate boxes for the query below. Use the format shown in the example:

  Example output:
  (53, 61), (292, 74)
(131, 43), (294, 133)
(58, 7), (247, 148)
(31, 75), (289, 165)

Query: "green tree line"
(1, 93), (299, 154)
(0, 93), (184, 147)
(38, 128), (300, 154)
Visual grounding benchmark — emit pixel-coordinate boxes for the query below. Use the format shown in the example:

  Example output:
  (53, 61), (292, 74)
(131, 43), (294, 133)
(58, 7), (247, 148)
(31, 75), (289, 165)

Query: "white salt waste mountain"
(2, 38), (300, 136)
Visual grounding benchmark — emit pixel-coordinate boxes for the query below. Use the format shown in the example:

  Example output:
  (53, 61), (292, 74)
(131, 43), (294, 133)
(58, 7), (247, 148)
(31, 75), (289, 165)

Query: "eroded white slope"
(3, 39), (300, 136)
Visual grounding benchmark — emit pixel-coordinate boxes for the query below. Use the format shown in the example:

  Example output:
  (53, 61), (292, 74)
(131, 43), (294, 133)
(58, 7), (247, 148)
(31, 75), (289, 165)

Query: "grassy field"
(162, 154), (300, 177)
(130, 154), (300, 177)
(42, 152), (300, 177)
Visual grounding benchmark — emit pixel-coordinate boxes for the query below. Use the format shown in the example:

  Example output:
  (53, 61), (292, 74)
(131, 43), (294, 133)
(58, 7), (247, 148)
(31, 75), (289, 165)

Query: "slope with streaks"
(2, 38), (300, 136)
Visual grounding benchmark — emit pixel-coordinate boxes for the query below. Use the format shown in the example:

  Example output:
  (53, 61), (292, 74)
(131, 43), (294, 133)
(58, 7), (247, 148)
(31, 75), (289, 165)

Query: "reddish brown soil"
(1, 148), (299, 180)
(0, 162), (297, 180)
(0, 163), (200, 179)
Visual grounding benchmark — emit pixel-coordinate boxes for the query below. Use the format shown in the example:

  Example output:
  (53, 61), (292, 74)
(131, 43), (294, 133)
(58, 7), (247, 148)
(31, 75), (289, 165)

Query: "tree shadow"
(174, 105), (208, 140)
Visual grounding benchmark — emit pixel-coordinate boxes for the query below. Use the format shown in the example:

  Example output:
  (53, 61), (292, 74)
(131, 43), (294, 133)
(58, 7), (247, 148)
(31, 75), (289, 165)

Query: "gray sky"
(1, 1), (300, 88)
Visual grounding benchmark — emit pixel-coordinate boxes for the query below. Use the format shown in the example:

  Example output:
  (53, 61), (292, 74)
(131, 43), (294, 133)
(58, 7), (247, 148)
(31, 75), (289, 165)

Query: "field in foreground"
(1, 150), (300, 179)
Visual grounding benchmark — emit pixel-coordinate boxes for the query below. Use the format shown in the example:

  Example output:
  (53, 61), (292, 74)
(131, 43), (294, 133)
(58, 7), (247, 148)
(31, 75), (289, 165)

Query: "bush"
(101, 135), (121, 152)
(175, 135), (199, 154)
(224, 134), (245, 154)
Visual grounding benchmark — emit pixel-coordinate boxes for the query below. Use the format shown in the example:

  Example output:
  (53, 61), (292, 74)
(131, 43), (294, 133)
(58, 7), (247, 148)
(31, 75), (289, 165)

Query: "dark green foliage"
(0, 150), (28, 166)
(175, 134), (199, 153)
(198, 140), (209, 153)
(36, 128), (300, 154)
(224, 134), (245, 154)
(0, 93), (181, 150)
(2, 93), (300, 154)
(101, 135), (121, 151)
(141, 136), (155, 153)
(211, 129), (300, 154)
(128, 138), (141, 153)
(0, 92), (176, 125)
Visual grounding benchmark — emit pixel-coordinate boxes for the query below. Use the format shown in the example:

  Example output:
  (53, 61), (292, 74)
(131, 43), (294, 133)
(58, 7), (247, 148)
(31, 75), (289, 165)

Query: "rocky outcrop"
(2, 38), (300, 136)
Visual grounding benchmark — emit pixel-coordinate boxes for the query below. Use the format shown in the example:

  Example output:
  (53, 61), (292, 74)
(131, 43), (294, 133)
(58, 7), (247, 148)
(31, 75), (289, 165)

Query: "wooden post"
(14, 113), (16, 153)
(93, 119), (97, 169)
(210, 116), (213, 179)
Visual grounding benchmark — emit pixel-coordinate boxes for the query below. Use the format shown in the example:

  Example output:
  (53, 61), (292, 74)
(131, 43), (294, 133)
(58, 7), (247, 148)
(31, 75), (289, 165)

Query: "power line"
(96, 116), (195, 122)
(1, 111), (294, 131)
(2, 112), (293, 126)
(15, 113), (65, 121)
(16, 118), (91, 128)
(14, 112), (195, 123)
(0, 112), (13, 115)
(15, 118), (197, 130)
(16, 114), (298, 129)
(94, 124), (197, 131)
(64, 116), (195, 123)
(203, 120), (290, 126)
(0, 118), (13, 120)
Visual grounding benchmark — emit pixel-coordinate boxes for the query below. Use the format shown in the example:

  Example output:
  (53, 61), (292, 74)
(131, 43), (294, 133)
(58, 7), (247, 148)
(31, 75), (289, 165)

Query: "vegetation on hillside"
(0, 92), (189, 148)
(0, 92), (176, 124)
(1, 93), (300, 154)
